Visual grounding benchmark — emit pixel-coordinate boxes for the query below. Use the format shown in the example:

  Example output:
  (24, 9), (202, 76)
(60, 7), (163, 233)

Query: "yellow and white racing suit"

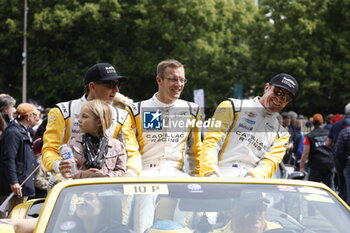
(124, 93), (202, 233)
(200, 97), (290, 178)
(42, 95), (132, 172)
(211, 220), (282, 233)
(125, 93), (202, 176)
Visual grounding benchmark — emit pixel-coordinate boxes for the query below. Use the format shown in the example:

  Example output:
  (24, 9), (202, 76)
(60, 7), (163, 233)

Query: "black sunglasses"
(95, 80), (121, 89)
(273, 87), (293, 102)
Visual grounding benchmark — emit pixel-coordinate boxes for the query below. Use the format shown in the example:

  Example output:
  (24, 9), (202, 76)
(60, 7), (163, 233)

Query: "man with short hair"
(213, 196), (281, 233)
(42, 63), (133, 176)
(126, 59), (202, 177)
(0, 94), (16, 125)
(0, 103), (39, 216)
(200, 73), (299, 178)
(300, 114), (335, 190)
(125, 59), (202, 233)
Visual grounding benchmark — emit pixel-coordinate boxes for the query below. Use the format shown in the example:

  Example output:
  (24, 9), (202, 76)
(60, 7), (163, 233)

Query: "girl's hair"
(84, 100), (112, 136)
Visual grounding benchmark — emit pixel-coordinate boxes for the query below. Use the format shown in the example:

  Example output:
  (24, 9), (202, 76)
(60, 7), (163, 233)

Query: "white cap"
(345, 103), (350, 115)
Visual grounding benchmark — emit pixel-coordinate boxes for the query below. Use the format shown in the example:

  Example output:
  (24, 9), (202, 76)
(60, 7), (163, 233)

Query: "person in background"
(200, 73), (299, 178)
(33, 117), (52, 198)
(281, 112), (291, 128)
(324, 114), (334, 130)
(281, 112), (294, 165)
(0, 103), (38, 216)
(326, 103), (350, 200)
(293, 117), (305, 170)
(288, 111), (299, 143)
(42, 63), (132, 175)
(300, 114), (335, 190)
(334, 126), (350, 205)
(0, 94), (16, 125)
(0, 114), (6, 138)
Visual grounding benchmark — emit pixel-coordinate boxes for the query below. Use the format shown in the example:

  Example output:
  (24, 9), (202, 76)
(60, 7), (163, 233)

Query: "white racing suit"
(125, 93), (202, 232)
(42, 95), (132, 172)
(125, 93), (202, 176)
(200, 97), (290, 178)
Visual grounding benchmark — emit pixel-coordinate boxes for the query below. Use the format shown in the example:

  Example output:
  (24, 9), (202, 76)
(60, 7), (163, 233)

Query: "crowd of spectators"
(278, 104), (350, 204)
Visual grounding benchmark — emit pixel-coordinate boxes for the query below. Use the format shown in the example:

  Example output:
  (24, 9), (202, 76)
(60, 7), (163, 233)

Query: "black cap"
(84, 63), (127, 84)
(269, 73), (299, 97)
(235, 194), (270, 212)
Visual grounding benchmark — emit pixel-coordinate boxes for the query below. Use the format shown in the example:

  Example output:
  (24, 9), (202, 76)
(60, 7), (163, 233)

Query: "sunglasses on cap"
(95, 80), (121, 89)
(273, 87), (293, 102)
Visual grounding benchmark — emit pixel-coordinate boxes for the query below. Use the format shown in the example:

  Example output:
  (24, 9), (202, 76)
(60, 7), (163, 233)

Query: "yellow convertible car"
(0, 177), (349, 233)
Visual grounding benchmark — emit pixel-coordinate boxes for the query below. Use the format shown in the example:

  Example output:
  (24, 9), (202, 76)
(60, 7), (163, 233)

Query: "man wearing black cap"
(42, 63), (132, 175)
(200, 73), (299, 178)
(213, 195), (281, 233)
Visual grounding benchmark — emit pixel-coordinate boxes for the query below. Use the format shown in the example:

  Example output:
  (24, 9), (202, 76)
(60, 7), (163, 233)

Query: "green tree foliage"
(1, 0), (350, 116)
(26, 0), (126, 106)
(0, 0), (23, 96)
(249, 0), (350, 115)
(118, 0), (257, 114)
(0, 0), (256, 114)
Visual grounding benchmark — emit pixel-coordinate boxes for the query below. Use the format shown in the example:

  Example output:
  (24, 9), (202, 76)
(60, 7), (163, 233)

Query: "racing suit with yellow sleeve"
(200, 97), (290, 178)
(125, 93), (202, 177)
(124, 93), (202, 233)
(42, 95), (132, 173)
(211, 220), (281, 233)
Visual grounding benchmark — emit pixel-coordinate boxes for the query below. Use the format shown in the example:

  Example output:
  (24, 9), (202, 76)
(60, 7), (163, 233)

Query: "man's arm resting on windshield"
(124, 107), (142, 176)
(249, 133), (290, 178)
(200, 100), (235, 177)
(42, 107), (67, 172)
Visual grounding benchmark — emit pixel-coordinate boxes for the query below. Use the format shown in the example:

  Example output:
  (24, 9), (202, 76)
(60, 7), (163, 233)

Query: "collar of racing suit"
(254, 96), (277, 117)
(152, 93), (176, 108)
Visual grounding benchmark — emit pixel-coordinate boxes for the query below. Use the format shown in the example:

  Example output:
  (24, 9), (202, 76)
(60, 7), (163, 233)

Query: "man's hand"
(59, 160), (73, 179)
(10, 183), (22, 197)
(287, 142), (294, 150)
(80, 168), (104, 178)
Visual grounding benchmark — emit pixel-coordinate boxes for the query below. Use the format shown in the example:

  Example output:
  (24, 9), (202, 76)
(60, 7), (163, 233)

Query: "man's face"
(259, 84), (293, 113)
(27, 113), (37, 128)
(232, 208), (267, 233)
(76, 192), (102, 218)
(88, 80), (120, 104)
(239, 210), (267, 233)
(282, 116), (291, 127)
(3, 106), (15, 119)
(156, 66), (185, 104)
(33, 112), (40, 124)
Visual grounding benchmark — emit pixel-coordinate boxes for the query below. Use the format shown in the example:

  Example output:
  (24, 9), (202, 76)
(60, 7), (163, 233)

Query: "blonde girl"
(62, 99), (127, 178)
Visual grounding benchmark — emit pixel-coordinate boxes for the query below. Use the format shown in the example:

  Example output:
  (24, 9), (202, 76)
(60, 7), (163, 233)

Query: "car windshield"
(45, 182), (350, 233)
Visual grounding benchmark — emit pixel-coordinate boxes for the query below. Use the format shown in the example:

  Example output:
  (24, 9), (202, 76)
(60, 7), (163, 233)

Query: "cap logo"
(105, 66), (116, 74)
(281, 77), (296, 88)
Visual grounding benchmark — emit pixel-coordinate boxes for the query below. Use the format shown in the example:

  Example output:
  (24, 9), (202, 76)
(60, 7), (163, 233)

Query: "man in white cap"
(200, 73), (299, 178)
